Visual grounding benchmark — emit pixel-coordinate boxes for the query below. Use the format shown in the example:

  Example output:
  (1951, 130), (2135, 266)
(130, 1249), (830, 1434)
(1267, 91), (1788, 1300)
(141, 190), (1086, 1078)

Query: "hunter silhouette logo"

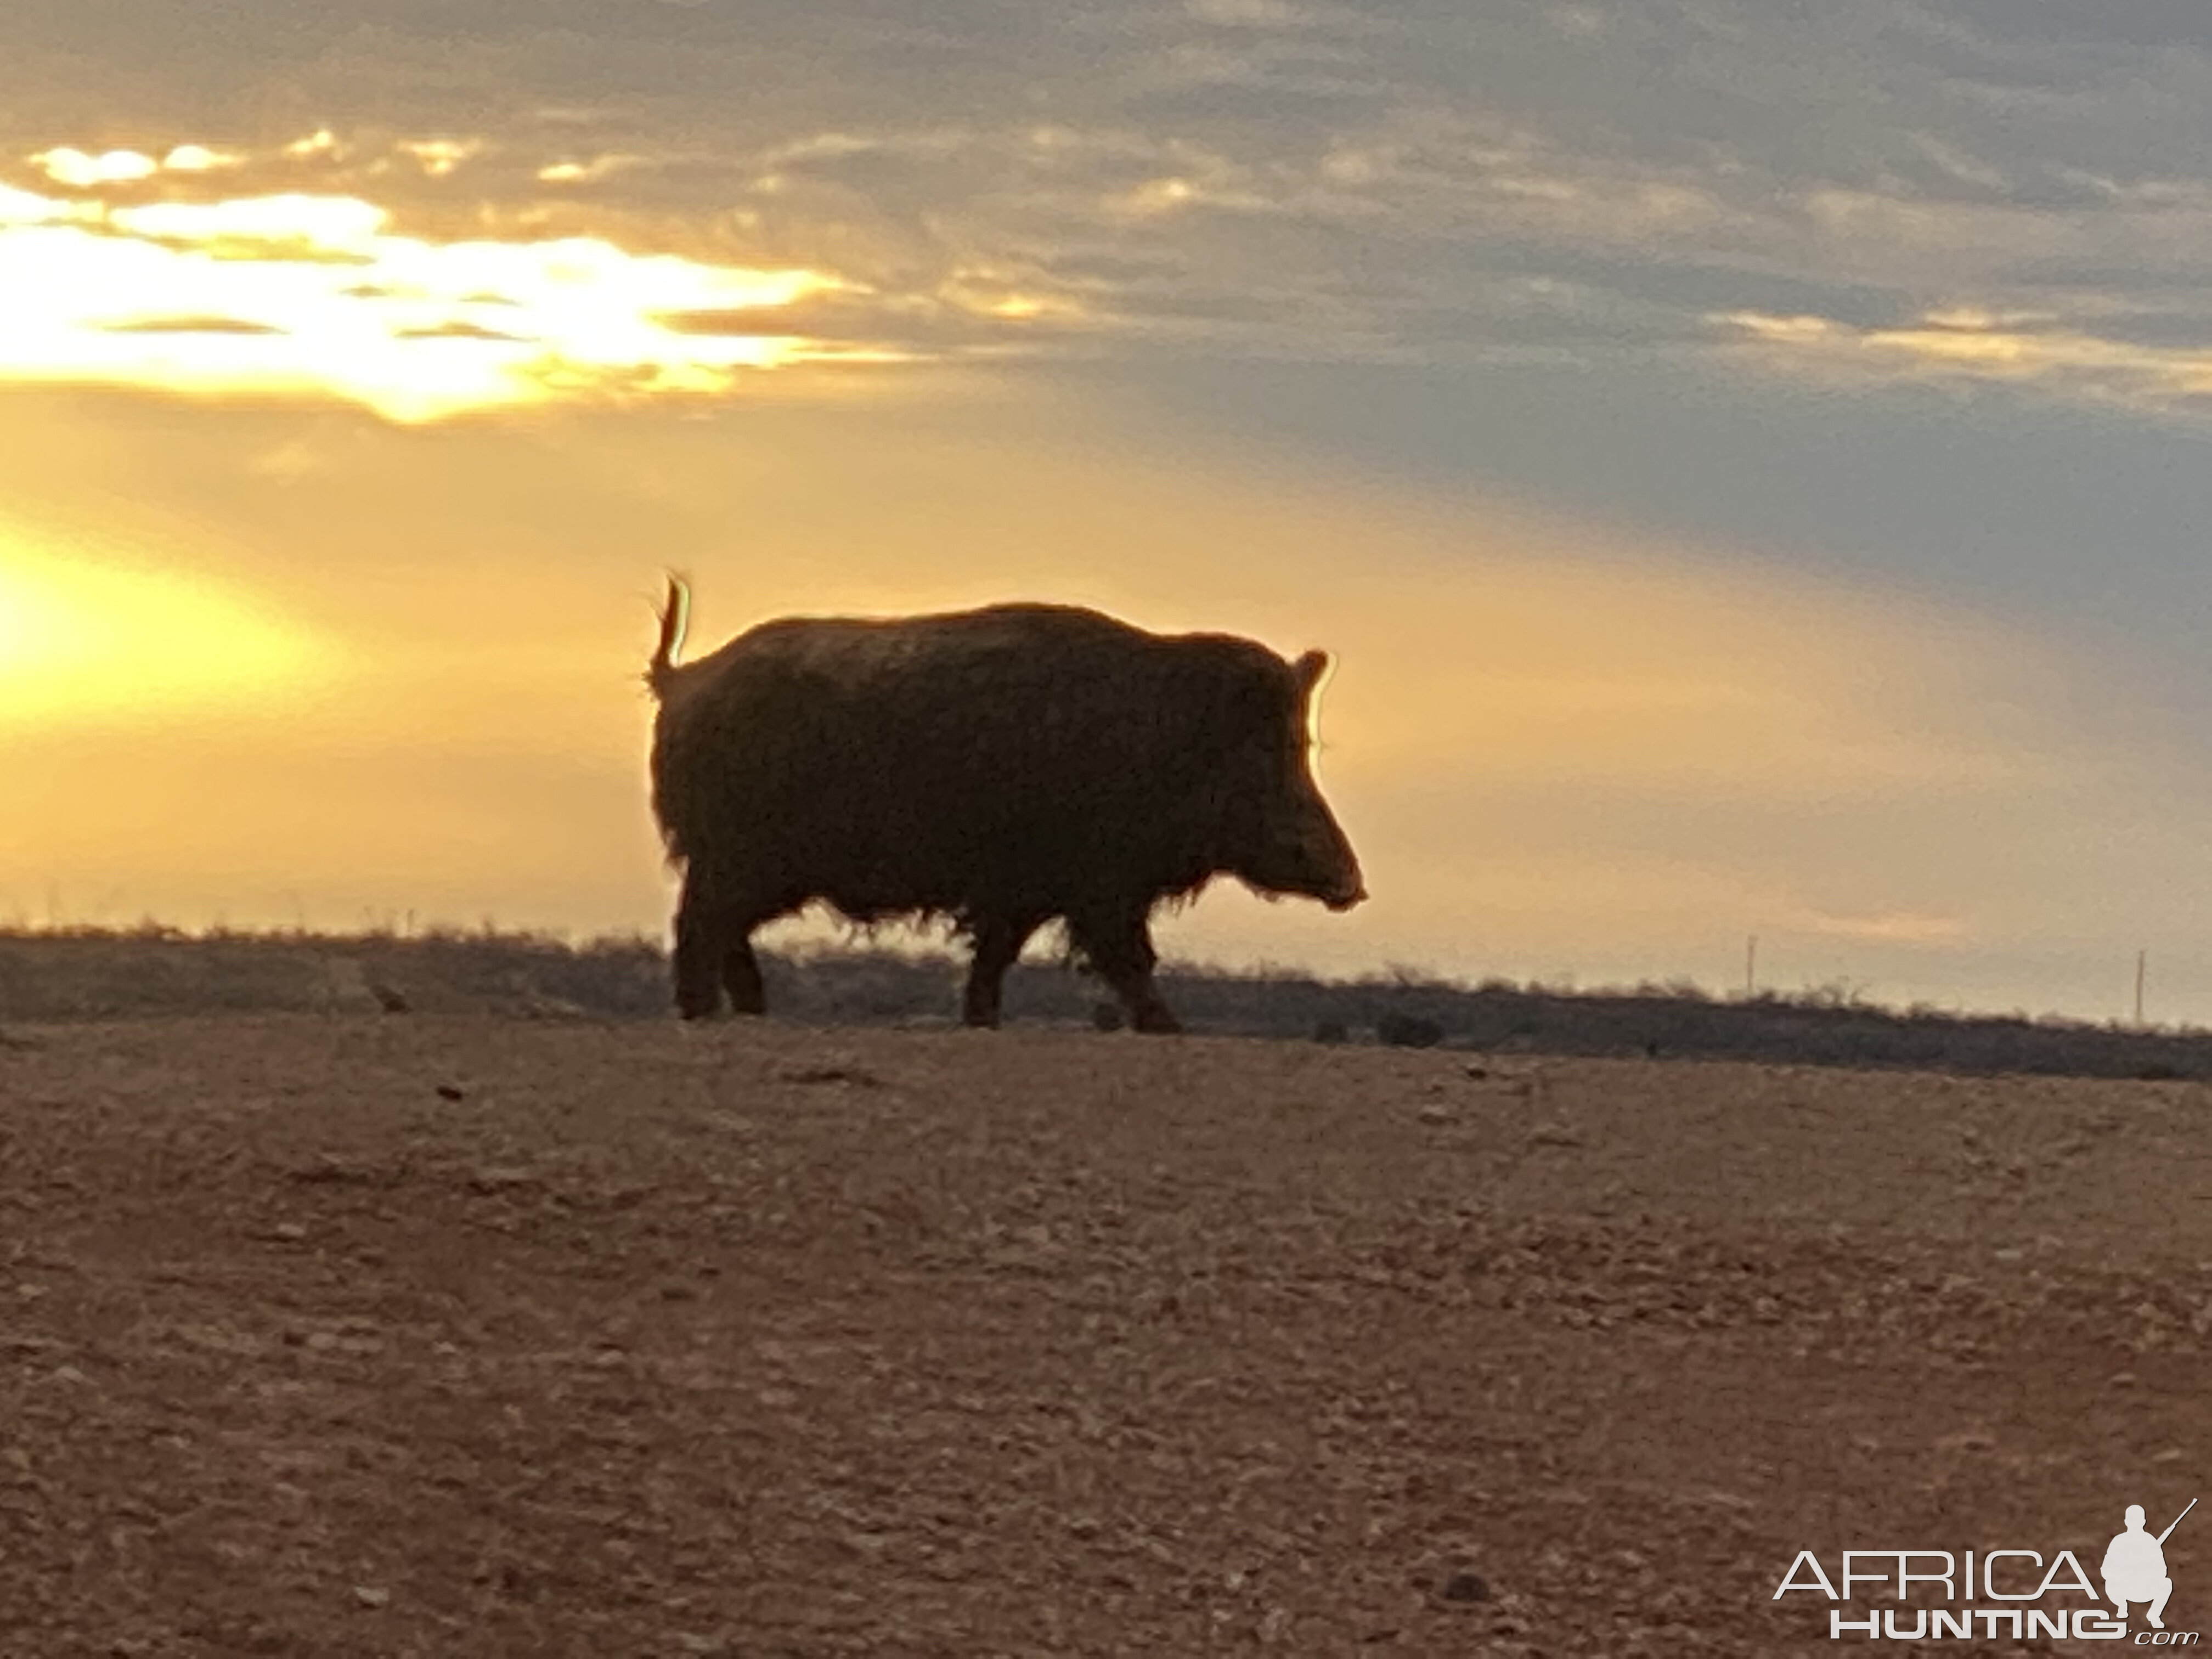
(1774, 1497), (2200, 1642)
(2107, 1499), (2193, 1631)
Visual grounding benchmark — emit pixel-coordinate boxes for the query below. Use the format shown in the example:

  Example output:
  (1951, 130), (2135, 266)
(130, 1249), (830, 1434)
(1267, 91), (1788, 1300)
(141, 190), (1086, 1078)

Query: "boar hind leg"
(673, 878), (729, 1019)
(673, 878), (771, 1020)
(962, 912), (1045, 1029)
(721, 928), (766, 1017)
(1069, 904), (1180, 1035)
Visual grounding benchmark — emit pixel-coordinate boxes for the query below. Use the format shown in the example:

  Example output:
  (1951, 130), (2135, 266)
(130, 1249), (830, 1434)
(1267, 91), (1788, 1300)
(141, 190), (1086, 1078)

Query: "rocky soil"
(1, 1016), (2205, 1655)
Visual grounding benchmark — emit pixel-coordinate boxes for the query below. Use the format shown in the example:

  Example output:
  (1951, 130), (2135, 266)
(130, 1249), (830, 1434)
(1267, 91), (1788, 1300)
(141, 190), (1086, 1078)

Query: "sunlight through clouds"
(29, 144), (245, 187)
(397, 138), (478, 177)
(536, 156), (641, 185)
(32, 148), (155, 187)
(0, 155), (877, 422)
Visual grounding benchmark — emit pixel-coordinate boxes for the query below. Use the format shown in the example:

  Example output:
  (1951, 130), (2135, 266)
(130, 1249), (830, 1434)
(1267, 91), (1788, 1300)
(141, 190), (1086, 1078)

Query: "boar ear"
(1292, 650), (1331, 695)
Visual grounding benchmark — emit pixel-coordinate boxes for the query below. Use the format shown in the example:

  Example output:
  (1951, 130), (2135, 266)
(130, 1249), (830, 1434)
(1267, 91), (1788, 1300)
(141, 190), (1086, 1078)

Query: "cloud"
(392, 320), (529, 342)
(31, 147), (158, 187)
(397, 138), (479, 177)
(30, 144), (246, 187)
(164, 144), (245, 173)
(12, 5), (2212, 425)
(1800, 910), (1970, 946)
(101, 317), (289, 335)
(1719, 306), (2212, 418)
(0, 182), (97, 227)
(536, 155), (642, 184)
(0, 165), (878, 420)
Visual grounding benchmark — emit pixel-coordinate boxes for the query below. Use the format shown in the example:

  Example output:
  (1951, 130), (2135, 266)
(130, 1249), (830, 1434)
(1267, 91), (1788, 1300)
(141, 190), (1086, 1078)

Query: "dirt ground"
(0, 1016), (2205, 1657)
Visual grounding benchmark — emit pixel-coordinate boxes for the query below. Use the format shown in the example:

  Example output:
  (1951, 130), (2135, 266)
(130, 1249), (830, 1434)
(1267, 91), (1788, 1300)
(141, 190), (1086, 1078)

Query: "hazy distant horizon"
(1, 906), (2193, 1037)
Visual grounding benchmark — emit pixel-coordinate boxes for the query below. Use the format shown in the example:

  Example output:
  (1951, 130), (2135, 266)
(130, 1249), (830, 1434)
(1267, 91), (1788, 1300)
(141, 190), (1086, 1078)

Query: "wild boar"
(646, 577), (1364, 1032)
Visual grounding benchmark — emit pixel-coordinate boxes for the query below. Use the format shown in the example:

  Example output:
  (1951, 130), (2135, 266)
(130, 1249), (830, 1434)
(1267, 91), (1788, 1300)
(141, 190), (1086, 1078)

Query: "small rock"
(780, 1064), (881, 1087)
(2153, 1447), (2186, 1463)
(289, 1157), (367, 1186)
(352, 1585), (390, 1609)
(435, 1084), (465, 1102)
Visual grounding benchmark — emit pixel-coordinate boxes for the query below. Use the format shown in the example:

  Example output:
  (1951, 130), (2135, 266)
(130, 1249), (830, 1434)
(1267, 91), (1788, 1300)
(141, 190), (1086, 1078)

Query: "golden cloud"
(1719, 306), (2212, 414)
(29, 145), (246, 188)
(0, 150), (880, 421)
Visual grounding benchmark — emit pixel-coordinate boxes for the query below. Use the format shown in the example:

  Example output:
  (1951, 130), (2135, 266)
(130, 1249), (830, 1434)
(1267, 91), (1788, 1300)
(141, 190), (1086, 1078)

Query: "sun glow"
(0, 155), (873, 421)
(0, 536), (328, 726)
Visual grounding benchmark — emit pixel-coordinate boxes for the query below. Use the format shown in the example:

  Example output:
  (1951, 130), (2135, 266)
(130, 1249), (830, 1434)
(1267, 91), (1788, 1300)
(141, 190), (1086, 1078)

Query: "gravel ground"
(0, 1015), (2205, 1656)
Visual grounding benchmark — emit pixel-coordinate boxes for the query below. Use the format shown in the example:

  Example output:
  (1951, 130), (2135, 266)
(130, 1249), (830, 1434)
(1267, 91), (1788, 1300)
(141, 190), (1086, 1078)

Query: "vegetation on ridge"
(0, 923), (2204, 1082)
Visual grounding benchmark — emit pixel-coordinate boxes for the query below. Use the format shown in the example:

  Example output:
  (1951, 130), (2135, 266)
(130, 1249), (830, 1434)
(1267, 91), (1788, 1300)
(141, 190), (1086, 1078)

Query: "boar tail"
(647, 573), (692, 699)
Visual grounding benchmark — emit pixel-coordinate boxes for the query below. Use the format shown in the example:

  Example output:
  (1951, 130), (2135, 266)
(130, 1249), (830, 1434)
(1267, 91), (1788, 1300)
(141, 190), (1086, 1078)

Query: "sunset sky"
(10, 1), (2212, 1022)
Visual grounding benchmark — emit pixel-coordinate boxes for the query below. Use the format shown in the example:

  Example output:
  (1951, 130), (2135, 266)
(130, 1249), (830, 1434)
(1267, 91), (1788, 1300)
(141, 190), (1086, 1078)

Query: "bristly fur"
(644, 585), (1364, 1029)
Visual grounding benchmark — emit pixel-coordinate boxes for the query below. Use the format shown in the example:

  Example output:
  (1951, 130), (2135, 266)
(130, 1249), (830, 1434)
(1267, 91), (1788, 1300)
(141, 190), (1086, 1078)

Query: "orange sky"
(5, 357), (2204, 1020)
